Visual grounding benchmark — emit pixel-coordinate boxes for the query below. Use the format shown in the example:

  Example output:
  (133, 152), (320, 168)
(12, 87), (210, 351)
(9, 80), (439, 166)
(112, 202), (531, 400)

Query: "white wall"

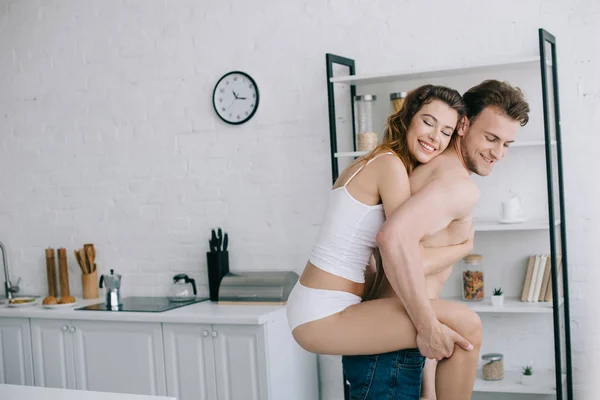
(0, 1), (598, 399)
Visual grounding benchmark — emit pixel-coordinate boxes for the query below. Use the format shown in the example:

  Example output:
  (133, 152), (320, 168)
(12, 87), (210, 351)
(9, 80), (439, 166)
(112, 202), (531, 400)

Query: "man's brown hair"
(463, 80), (530, 126)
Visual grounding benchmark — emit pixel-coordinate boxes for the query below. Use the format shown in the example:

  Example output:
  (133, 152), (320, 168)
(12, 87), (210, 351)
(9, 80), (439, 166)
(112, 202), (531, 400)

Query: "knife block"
(207, 251), (229, 302)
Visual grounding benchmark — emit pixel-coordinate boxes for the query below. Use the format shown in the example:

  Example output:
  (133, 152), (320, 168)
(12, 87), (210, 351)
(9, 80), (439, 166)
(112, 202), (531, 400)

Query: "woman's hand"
(462, 225), (475, 254)
(421, 222), (475, 277)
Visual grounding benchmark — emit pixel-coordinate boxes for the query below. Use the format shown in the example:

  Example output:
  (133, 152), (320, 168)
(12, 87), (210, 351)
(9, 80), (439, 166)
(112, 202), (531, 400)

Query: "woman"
(286, 84), (481, 399)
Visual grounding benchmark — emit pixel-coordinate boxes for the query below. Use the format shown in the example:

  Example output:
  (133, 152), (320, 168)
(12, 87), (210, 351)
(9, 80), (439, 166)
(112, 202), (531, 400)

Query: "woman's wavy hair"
(354, 84), (467, 175)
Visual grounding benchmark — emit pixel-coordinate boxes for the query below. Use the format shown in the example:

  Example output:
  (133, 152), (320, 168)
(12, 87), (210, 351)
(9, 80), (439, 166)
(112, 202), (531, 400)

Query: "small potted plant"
(491, 287), (504, 307)
(521, 365), (534, 385)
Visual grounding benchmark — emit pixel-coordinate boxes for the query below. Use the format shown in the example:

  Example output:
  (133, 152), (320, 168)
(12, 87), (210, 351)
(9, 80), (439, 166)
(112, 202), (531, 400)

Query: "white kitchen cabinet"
(30, 319), (166, 396)
(71, 320), (166, 396)
(0, 317), (34, 386)
(163, 323), (217, 400)
(164, 317), (317, 400)
(164, 323), (267, 400)
(212, 324), (268, 400)
(3, 302), (317, 400)
(30, 318), (74, 389)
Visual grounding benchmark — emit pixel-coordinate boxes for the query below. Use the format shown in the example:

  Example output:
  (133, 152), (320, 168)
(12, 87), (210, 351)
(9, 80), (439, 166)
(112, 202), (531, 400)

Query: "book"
(532, 254), (548, 301)
(527, 254), (541, 302)
(544, 256), (563, 302)
(538, 255), (552, 301)
(521, 256), (536, 302)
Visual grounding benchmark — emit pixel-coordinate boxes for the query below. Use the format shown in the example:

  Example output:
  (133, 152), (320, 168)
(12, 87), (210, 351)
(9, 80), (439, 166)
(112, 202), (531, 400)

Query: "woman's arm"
(421, 232), (473, 276)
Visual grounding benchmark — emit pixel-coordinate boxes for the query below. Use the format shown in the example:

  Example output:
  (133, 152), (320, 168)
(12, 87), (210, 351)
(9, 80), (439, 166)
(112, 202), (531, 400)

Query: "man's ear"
(457, 116), (469, 137)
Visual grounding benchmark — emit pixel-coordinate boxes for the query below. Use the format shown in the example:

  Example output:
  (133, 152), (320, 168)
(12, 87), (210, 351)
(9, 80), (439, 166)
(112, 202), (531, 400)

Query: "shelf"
(474, 370), (564, 394)
(442, 296), (563, 314)
(474, 219), (560, 232)
(329, 58), (542, 85)
(333, 141), (555, 158)
(511, 140), (557, 148)
(334, 151), (368, 158)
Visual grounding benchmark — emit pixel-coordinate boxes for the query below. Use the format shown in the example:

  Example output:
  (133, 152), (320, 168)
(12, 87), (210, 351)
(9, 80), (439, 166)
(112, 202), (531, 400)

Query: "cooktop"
(75, 296), (210, 313)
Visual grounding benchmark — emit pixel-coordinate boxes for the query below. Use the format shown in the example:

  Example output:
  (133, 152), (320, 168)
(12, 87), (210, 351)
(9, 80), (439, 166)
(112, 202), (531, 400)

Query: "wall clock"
(212, 71), (259, 125)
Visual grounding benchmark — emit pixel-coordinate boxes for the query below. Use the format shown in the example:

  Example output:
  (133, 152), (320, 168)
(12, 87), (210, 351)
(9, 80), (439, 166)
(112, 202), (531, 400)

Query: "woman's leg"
(292, 296), (481, 400)
(430, 268), (481, 399)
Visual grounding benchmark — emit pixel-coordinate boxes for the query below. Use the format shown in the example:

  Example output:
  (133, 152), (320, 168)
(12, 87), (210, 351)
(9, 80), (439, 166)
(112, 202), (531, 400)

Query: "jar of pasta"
(462, 254), (484, 301)
(482, 353), (504, 381)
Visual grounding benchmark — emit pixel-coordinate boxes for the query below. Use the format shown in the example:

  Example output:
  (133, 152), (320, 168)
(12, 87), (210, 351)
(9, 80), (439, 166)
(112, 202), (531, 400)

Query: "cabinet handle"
(69, 326), (76, 333)
(62, 325), (68, 331)
(211, 331), (218, 338)
(202, 330), (209, 337)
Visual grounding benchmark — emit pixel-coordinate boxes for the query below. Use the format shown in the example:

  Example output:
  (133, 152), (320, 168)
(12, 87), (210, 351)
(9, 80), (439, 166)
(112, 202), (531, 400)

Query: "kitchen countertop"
(0, 383), (176, 400)
(0, 298), (286, 325)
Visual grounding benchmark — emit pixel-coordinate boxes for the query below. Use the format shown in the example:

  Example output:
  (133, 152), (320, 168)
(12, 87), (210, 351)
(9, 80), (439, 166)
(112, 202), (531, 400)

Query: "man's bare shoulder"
(438, 175), (479, 201)
(416, 173), (479, 216)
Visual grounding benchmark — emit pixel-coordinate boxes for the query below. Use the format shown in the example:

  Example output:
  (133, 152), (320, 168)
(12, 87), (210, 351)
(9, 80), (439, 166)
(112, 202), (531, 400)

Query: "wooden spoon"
(78, 248), (88, 274)
(85, 246), (95, 274)
(74, 250), (86, 274)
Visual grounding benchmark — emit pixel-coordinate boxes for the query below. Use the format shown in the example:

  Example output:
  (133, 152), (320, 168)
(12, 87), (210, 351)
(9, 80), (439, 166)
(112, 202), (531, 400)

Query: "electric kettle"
(99, 269), (122, 309)
(167, 274), (197, 302)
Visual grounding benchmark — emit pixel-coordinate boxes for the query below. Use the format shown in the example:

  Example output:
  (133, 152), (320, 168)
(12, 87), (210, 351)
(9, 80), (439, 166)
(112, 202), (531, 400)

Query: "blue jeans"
(342, 348), (426, 400)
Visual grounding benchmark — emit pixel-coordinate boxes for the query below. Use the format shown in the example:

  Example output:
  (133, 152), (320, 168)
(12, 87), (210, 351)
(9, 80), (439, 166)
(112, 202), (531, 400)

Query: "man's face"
(460, 107), (521, 176)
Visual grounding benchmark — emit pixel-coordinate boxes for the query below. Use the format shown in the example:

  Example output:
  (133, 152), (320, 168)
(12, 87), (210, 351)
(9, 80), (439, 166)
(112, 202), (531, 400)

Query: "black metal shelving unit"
(325, 27), (573, 400)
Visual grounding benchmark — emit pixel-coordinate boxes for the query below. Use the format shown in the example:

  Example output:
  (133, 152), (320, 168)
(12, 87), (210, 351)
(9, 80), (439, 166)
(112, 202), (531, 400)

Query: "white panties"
(285, 281), (362, 332)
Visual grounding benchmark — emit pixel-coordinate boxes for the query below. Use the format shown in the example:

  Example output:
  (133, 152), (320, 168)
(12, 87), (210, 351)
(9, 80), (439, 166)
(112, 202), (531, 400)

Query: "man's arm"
(421, 226), (474, 276)
(377, 176), (479, 358)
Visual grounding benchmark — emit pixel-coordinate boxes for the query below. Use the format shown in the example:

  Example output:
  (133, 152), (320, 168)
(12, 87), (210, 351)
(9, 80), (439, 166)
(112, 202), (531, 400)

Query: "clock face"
(212, 71), (259, 125)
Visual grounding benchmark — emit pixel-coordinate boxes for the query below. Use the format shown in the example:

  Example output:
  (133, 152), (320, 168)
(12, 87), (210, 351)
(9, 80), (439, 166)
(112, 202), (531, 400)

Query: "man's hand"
(416, 320), (473, 361)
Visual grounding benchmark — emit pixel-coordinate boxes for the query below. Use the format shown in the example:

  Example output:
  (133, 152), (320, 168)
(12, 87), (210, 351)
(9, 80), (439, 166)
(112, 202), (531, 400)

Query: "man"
(342, 80), (530, 400)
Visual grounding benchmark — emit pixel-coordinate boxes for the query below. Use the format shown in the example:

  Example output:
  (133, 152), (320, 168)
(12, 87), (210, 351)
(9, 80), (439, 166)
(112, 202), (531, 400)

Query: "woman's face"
(406, 99), (459, 164)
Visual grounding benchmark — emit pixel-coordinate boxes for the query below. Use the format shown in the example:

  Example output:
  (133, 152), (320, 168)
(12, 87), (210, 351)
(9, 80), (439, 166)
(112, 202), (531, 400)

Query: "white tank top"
(309, 152), (394, 283)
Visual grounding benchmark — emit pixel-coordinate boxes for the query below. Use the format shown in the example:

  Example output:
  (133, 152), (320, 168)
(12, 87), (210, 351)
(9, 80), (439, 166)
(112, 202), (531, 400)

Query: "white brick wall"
(0, 1), (597, 399)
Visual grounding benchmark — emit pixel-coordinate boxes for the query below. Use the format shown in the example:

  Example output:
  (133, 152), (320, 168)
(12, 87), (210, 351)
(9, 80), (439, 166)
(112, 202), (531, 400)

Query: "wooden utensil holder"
(82, 270), (99, 299)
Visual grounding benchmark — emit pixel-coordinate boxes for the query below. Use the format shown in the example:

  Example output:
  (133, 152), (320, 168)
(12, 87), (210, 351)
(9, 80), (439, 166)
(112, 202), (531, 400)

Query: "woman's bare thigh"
(292, 296), (479, 356)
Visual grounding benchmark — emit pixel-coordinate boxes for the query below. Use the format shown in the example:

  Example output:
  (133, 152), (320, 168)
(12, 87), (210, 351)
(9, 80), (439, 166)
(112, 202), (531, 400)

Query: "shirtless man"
(343, 79), (530, 399)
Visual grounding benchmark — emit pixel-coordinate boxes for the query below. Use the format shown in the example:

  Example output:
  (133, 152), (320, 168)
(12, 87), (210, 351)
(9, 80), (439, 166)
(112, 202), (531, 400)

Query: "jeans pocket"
(399, 349), (426, 370)
(342, 355), (378, 400)
(394, 350), (425, 399)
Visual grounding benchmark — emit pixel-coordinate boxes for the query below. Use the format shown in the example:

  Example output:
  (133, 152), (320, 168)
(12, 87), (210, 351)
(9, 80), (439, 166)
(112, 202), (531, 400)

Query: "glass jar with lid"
(355, 94), (378, 152)
(462, 254), (484, 301)
(481, 353), (504, 380)
(390, 92), (407, 114)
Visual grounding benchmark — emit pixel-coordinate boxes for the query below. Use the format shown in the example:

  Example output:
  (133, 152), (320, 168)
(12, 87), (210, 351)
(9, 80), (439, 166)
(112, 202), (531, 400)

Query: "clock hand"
(237, 96), (247, 100)
(227, 98), (237, 110)
(232, 89), (238, 99)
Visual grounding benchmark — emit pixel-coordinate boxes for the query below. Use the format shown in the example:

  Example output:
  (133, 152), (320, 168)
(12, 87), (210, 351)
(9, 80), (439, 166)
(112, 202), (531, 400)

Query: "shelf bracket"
(325, 54), (356, 184)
